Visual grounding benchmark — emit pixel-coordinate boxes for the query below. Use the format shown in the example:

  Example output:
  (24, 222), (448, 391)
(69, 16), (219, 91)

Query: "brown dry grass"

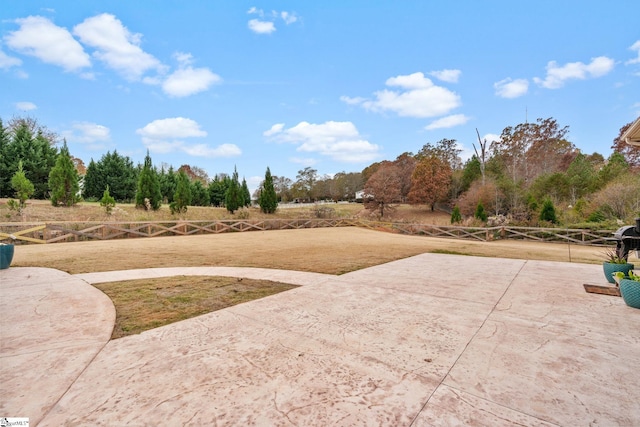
(12, 227), (605, 275)
(0, 199), (366, 222)
(94, 276), (297, 339)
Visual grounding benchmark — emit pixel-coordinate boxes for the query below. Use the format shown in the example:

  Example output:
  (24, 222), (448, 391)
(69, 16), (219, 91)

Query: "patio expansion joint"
(37, 327), (113, 425)
(409, 260), (534, 426)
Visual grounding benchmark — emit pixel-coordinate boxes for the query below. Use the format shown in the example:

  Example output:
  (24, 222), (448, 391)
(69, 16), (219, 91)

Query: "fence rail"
(0, 219), (617, 247)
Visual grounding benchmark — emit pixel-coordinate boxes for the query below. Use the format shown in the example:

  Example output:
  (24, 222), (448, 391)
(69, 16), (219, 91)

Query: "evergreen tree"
(225, 166), (242, 213)
(135, 150), (162, 210)
(208, 176), (227, 207)
(241, 177), (251, 207)
(170, 170), (191, 214)
(99, 185), (116, 215)
(258, 167), (278, 214)
(190, 180), (210, 206)
(83, 151), (137, 202)
(8, 120), (58, 199)
(540, 198), (558, 224)
(49, 140), (80, 206)
(474, 202), (487, 222)
(11, 160), (35, 209)
(159, 166), (177, 203)
(0, 118), (12, 197)
(450, 206), (462, 224)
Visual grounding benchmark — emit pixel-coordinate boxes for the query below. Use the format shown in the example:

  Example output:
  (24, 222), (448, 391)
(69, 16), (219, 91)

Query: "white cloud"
(181, 143), (241, 158)
(263, 123), (285, 137)
(173, 51), (193, 66)
(339, 95), (366, 105)
(494, 78), (529, 98)
(533, 56), (615, 89)
(247, 7), (298, 34)
(281, 11), (298, 25)
(290, 157), (317, 166)
(248, 19), (276, 34)
(626, 40), (640, 65)
(137, 117), (206, 139)
(15, 101), (37, 111)
(429, 69), (461, 83)
(264, 121), (381, 163)
(136, 117), (240, 158)
(63, 122), (111, 145)
(425, 114), (469, 130)
(342, 72), (461, 118)
(73, 13), (163, 81)
(5, 16), (91, 72)
(162, 66), (222, 97)
(0, 48), (22, 69)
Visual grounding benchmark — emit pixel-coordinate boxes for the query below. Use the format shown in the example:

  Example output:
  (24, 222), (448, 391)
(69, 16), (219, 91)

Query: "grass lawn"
(94, 276), (298, 339)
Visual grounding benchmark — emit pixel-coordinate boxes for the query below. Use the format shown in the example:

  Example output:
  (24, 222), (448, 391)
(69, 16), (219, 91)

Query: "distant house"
(354, 190), (373, 202)
(621, 116), (640, 146)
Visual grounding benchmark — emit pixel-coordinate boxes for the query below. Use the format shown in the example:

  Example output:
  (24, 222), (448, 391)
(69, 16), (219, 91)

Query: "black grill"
(614, 218), (640, 261)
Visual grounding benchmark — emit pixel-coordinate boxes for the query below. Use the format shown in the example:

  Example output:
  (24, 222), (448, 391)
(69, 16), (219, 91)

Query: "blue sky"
(1, 1), (639, 192)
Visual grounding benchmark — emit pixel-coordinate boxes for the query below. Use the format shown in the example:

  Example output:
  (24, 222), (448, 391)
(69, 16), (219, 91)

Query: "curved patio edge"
(0, 267), (116, 425)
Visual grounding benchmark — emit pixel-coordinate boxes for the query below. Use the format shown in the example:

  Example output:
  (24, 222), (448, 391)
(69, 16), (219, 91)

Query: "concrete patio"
(1, 253), (639, 426)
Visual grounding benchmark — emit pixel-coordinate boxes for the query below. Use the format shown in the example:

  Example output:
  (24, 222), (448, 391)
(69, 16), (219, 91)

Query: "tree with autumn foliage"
(363, 162), (402, 218)
(611, 120), (640, 170)
(408, 156), (452, 211)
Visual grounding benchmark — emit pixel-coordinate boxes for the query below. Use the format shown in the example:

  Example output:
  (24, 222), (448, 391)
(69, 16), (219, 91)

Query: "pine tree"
(11, 160), (35, 209)
(241, 177), (251, 207)
(259, 167), (278, 214)
(190, 180), (210, 206)
(450, 206), (462, 224)
(0, 118), (12, 197)
(170, 170), (192, 214)
(225, 166), (242, 213)
(135, 150), (162, 210)
(99, 185), (116, 215)
(540, 198), (558, 224)
(208, 176), (227, 207)
(49, 140), (80, 206)
(474, 202), (487, 222)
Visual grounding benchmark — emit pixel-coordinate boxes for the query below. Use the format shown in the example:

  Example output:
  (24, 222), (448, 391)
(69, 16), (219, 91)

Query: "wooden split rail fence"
(0, 219), (616, 247)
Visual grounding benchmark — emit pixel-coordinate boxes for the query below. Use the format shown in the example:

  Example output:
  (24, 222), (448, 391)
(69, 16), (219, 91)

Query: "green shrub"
(474, 202), (487, 222)
(451, 206), (462, 224)
(99, 185), (116, 215)
(539, 198), (558, 224)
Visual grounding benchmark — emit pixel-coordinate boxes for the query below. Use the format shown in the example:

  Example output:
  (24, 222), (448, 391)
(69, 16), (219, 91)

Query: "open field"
(0, 198), (454, 224)
(12, 227), (607, 275)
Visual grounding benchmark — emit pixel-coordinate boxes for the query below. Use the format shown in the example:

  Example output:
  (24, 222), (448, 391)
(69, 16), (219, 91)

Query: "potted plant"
(613, 270), (640, 309)
(602, 248), (634, 284)
(0, 241), (15, 270)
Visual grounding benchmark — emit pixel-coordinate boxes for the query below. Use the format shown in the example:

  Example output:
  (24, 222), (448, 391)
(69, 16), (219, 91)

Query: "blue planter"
(0, 244), (14, 269)
(603, 262), (634, 284)
(620, 279), (640, 309)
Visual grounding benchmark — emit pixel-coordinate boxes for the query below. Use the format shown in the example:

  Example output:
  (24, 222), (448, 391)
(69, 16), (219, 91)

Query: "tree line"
(2, 115), (639, 225)
(360, 117), (640, 226)
(0, 117), (275, 214)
